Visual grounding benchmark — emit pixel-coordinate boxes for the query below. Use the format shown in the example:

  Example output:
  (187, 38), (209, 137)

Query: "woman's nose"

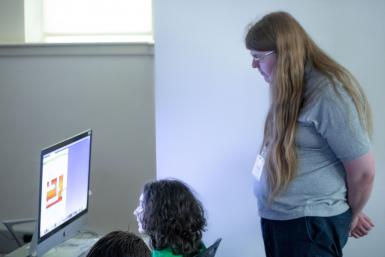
(252, 59), (259, 69)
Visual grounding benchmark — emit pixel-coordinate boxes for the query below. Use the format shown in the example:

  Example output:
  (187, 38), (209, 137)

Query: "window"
(25, 0), (153, 43)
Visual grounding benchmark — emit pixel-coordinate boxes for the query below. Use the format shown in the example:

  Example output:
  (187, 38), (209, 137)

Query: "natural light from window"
(25, 0), (153, 43)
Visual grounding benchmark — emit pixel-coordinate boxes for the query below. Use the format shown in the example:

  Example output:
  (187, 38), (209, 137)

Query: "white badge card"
(252, 154), (265, 181)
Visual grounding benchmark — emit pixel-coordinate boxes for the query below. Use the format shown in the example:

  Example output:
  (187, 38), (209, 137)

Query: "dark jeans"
(261, 209), (352, 257)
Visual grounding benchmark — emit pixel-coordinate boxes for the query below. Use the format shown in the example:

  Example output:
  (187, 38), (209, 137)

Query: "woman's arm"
(343, 151), (375, 238)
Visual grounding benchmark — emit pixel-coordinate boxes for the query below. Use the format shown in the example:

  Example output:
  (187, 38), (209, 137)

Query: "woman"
(133, 179), (207, 257)
(245, 12), (375, 257)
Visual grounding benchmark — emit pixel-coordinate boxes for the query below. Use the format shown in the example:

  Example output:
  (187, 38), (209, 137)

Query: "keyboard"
(44, 237), (99, 257)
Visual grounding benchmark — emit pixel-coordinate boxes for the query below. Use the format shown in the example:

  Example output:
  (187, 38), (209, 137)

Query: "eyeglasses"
(252, 51), (275, 63)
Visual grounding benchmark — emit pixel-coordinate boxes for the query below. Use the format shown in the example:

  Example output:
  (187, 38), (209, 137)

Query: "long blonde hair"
(245, 11), (372, 200)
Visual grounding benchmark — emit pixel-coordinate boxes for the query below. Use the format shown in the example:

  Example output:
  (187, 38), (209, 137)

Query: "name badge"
(252, 154), (265, 181)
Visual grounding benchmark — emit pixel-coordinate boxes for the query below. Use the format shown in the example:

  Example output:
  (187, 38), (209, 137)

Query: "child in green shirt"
(134, 179), (207, 257)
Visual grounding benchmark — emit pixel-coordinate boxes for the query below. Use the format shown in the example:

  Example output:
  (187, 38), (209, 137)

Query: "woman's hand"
(350, 212), (374, 238)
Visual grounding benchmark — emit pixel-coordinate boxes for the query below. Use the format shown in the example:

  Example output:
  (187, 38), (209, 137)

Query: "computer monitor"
(29, 130), (92, 257)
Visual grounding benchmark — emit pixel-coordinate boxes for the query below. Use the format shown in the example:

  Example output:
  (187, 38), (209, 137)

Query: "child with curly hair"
(86, 230), (151, 257)
(134, 179), (207, 257)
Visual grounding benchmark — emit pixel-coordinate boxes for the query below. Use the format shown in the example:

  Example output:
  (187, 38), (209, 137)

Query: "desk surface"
(5, 232), (99, 257)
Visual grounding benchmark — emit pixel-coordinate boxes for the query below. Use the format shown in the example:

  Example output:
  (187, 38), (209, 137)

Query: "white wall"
(0, 44), (155, 235)
(154, 1), (385, 257)
(0, 0), (24, 43)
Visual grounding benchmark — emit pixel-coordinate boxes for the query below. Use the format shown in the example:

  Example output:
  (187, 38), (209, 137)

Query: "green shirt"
(152, 243), (206, 257)
(152, 248), (181, 257)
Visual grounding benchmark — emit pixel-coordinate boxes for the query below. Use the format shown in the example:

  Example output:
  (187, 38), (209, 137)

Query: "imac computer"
(28, 130), (93, 257)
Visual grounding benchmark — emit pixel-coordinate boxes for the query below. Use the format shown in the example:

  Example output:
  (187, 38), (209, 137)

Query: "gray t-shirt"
(254, 66), (371, 220)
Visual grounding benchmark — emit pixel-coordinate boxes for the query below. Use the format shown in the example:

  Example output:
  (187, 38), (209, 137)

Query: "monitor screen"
(38, 130), (92, 242)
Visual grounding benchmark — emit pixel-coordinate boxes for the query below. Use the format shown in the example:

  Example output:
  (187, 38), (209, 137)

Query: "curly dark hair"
(86, 231), (151, 257)
(140, 179), (207, 257)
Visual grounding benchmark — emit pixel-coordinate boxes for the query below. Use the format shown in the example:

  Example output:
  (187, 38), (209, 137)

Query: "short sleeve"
(313, 87), (371, 161)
